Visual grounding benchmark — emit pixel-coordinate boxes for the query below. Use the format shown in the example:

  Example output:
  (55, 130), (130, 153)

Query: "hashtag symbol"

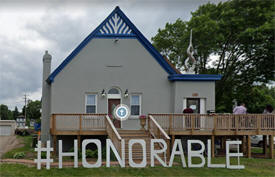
(34, 141), (53, 170)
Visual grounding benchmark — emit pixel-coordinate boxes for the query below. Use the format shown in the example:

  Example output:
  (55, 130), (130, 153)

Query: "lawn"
(1, 157), (275, 177)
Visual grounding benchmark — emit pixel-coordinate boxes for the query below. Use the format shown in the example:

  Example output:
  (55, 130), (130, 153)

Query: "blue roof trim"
(168, 74), (222, 81)
(47, 6), (177, 83)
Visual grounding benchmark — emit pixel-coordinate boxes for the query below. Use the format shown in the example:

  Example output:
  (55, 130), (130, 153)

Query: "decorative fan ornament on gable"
(98, 13), (134, 35)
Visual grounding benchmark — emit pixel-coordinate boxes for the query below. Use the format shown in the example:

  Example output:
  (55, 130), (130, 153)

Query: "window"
(131, 95), (141, 116)
(86, 94), (97, 113)
(186, 98), (200, 113)
(108, 88), (120, 94)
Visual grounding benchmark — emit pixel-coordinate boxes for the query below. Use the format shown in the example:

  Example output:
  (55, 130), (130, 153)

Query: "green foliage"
(152, 0), (275, 112)
(13, 106), (19, 120)
(41, 152), (47, 159)
(13, 152), (26, 159)
(24, 100), (41, 120)
(86, 149), (95, 158)
(0, 104), (13, 120)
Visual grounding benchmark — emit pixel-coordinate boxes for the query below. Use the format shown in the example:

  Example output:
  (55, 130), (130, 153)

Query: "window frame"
(130, 94), (141, 117)
(85, 94), (97, 113)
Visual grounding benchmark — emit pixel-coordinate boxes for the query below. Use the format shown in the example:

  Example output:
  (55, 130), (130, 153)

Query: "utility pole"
(23, 94), (28, 125)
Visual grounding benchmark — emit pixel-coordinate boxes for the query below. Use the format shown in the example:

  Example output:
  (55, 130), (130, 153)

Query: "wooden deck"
(149, 114), (275, 136)
(50, 114), (107, 136)
(50, 113), (275, 159)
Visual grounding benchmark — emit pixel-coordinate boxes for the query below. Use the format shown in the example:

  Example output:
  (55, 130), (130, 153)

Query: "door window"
(187, 98), (200, 113)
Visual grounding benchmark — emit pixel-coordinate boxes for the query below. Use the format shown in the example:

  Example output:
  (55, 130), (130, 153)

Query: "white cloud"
(0, 0), (226, 110)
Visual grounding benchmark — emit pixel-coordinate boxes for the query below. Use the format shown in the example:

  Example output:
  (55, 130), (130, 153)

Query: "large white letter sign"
(34, 141), (53, 170)
(188, 140), (205, 168)
(129, 139), (146, 168)
(58, 140), (78, 168)
(106, 139), (125, 167)
(82, 139), (102, 168)
(151, 139), (167, 167)
(207, 139), (225, 168)
(226, 141), (245, 169)
(169, 139), (186, 167)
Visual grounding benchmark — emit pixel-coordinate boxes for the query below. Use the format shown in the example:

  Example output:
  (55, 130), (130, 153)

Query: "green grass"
(0, 157), (274, 177)
(2, 136), (35, 159)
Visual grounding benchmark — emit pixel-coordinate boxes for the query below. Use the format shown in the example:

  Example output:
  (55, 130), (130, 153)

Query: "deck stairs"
(118, 130), (166, 163)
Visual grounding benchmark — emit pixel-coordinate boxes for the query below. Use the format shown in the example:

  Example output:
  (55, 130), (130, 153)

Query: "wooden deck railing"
(148, 115), (171, 162)
(149, 114), (275, 134)
(105, 115), (122, 155)
(50, 114), (106, 134)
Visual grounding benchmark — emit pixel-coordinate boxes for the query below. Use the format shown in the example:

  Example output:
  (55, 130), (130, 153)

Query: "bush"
(41, 151), (46, 159)
(68, 148), (100, 159)
(86, 149), (94, 158)
(13, 152), (25, 159)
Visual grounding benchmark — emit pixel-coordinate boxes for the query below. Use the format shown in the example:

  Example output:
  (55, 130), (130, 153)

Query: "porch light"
(101, 89), (106, 97)
(124, 89), (129, 98)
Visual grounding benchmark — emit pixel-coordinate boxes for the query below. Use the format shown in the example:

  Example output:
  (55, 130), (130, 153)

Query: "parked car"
(250, 135), (275, 147)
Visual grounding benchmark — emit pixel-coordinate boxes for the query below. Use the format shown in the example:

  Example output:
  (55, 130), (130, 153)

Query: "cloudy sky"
(0, 0), (225, 110)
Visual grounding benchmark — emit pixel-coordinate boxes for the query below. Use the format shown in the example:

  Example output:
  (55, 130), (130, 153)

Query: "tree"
(243, 85), (275, 113)
(0, 104), (13, 120)
(26, 100), (41, 120)
(152, 0), (274, 112)
(13, 106), (19, 120)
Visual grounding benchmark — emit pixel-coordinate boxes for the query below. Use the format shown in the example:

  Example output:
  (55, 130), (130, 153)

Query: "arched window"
(107, 87), (121, 99)
(108, 88), (120, 94)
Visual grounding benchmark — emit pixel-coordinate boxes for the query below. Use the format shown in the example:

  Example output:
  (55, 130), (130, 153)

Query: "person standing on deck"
(233, 103), (247, 114)
(233, 103), (247, 128)
(183, 106), (194, 128)
(263, 104), (273, 114)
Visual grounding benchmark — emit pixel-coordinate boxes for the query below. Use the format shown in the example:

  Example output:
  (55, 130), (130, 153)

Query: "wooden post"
(169, 114), (172, 134)
(221, 136), (226, 150)
(227, 116), (230, 131)
(263, 135), (267, 157)
(191, 115), (195, 135)
(269, 135), (274, 159)
(235, 116), (239, 135)
(157, 129), (160, 138)
(53, 114), (56, 134)
(166, 139), (170, 161)
(247, 135), (251, 158)
(242, 136), (246, 156)
(257, 115), (261, 134)
(77, 135), (81, 150)
(147, 115), (150, 131)
(79, 115), (82, 134)
(211, 135), (215, 158)
(171, 135), (175, 146)
(53, 135), (57, 155)
(213, 116), (217, 135)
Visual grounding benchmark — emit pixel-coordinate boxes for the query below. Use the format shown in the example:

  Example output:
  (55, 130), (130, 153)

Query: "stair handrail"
(105, 115), (121, 140)
(148, 115), (170, 164)
(149, 115), (170, 140)
(105, 115), (122, 156)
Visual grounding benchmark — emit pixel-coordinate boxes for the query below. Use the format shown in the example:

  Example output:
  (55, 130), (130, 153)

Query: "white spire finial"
(184, 29), (196, 74)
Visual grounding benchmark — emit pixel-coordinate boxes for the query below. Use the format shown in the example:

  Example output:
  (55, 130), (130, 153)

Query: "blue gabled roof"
(47, 6), (177, 83)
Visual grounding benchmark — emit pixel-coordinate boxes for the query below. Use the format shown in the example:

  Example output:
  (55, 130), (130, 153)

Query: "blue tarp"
(34, 123), (41, 131)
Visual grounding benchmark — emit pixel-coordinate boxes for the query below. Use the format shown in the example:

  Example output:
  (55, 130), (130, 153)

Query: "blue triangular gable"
(47, 6), (177, 83)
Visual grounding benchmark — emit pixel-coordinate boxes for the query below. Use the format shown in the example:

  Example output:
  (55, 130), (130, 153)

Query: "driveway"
(0, 136), (21, 158)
